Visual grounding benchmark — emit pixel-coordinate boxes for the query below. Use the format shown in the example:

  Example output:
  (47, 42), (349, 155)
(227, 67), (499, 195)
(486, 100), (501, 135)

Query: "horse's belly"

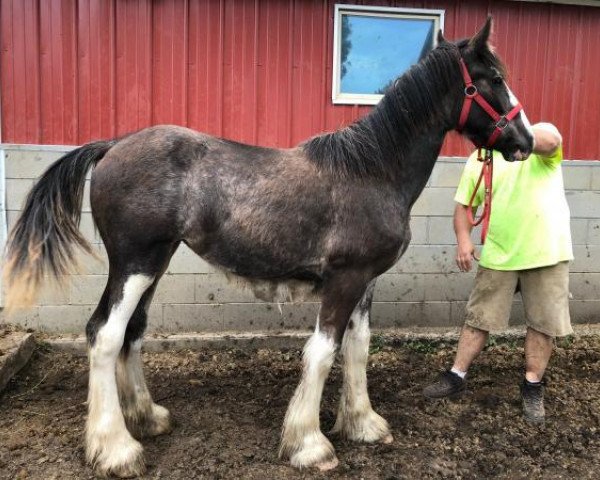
(213, 268), (322, 303)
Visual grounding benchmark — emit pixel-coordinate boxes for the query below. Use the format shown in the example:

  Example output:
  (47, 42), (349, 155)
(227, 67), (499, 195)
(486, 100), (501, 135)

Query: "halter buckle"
(495, 116), (509, 130)
(464, 85), (478, 98)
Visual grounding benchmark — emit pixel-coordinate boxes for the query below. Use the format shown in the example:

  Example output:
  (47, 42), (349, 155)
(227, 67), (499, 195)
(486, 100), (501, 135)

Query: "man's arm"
(531, 122), (562, 157)
(454, 203), (479, 272)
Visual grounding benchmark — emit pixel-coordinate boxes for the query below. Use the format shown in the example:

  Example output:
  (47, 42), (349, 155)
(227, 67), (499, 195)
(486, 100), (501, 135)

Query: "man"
(422, 122), (573, 424)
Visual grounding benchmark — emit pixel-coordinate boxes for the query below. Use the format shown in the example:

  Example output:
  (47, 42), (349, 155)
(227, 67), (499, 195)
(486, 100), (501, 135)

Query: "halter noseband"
(456, 58), (523, 148)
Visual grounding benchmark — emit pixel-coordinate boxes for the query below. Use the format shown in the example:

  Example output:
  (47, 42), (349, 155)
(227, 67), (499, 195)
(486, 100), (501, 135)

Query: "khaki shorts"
(464, 261), (572, 337)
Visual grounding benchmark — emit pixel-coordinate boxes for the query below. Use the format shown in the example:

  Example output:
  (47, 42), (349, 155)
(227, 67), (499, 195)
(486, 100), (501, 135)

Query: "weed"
(556, 334), (575, 349)
(484, 336), (521, 350)
(369, 334), (386, 354)
(404, 339), (439, 355)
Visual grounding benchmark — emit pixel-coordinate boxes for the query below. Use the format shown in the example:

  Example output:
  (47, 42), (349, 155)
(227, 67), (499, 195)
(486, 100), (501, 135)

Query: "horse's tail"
(3, 140), (115, 312)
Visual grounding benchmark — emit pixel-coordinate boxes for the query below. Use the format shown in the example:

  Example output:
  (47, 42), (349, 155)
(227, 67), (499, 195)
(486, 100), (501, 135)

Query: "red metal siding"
(1, 0), (600, 159)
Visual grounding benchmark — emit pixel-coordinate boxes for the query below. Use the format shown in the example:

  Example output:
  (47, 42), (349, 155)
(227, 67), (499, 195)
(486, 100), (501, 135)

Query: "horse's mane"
(302, 41), (506, 179)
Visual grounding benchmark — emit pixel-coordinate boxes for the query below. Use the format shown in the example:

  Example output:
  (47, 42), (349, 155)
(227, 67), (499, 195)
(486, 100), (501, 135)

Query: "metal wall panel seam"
(0, 148), (6, 306)
(184, 0), (190, 129)
(253, 0), (260, 144)
(73, 0), (79, 146)
(287, 0), (295, 146)
(218, 0), (225, 137)
(567, 8), (584, 156)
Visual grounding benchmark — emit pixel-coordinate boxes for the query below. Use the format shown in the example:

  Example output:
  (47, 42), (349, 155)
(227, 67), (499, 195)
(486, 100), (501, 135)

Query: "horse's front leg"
(331, 279), (393, 444)
(279, 271), (368, 470)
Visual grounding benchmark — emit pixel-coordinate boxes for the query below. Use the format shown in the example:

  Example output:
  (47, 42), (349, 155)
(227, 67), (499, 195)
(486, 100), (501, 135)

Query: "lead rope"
(467, 148), (494, 244)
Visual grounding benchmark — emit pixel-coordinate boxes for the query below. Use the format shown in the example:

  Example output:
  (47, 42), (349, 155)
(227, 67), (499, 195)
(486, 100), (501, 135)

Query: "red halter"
(456, 58), (523, 148)
(467, 148), (494, 244)
(456, 58), (523, 244)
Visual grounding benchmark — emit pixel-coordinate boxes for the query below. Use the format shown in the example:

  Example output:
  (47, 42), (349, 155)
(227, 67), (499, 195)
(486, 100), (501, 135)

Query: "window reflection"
(340, 15), (435, 95)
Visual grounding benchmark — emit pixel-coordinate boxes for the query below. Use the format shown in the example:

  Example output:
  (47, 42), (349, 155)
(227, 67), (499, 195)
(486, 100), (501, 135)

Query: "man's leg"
(423, 266), (516, 399)
(524, 327), (554, 383)
(519, 262), (572, 424)
(422, 325), (488, 398)
(453, 325), (489, 373)
(520, 327), (553, 424)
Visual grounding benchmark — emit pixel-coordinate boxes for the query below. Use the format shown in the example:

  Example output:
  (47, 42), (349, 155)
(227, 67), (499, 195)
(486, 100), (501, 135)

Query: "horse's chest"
(333, 222), (408, 274)
(364, 217), (411, 271)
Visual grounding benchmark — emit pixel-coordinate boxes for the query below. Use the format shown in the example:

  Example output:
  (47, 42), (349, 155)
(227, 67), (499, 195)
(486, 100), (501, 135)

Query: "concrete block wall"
(1, 145), (599, 334)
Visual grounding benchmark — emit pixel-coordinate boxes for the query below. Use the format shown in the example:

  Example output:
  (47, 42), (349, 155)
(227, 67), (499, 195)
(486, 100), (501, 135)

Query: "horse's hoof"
(97, 458), (146, 479)
(87, 431), (146, 478)
(124, 404), (172, 439)
(282, 430), (337, 470)
(332, 409), (392, 444)
(317, 457), (339, 471)
(146, 404), (172, 437)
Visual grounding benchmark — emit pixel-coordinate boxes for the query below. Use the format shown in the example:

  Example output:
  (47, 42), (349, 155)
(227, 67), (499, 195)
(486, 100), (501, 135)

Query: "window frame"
(332, 4), (445, 105)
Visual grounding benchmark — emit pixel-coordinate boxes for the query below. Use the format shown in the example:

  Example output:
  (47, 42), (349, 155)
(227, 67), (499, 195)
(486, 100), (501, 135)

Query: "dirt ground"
(1, 335), (599, 480)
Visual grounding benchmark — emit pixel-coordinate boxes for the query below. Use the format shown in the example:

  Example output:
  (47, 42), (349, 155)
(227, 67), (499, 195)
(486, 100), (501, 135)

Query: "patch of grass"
(404, 339), (439, 355)
(556, 334), (575, 349)
(36, 341), (53, 354)
(369, 334), (386, 354)
(484, 335), (521, 350)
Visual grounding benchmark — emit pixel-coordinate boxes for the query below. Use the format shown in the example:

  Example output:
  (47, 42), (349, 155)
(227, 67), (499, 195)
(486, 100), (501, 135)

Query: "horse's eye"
(492, 76), (504, 86)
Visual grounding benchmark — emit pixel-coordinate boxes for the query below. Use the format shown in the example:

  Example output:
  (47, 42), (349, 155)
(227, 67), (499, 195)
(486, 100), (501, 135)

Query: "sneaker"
(423, 370), (466, 399)
(520, 379), (545, 425)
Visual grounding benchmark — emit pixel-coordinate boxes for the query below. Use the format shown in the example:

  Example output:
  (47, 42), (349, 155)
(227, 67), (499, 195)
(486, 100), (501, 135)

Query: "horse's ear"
(469, 16), (493, 51)
(437, 29), (447, 45)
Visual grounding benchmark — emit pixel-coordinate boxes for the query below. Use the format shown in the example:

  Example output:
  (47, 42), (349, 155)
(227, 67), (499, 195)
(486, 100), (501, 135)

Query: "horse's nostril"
(518, 140), (532, 156)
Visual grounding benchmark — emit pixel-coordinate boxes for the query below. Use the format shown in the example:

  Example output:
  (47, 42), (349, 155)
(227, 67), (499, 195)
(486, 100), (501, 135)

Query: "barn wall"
(2, 147), (599, 334)
(2, 0), (600, 333)
(1, 0), (600, 159)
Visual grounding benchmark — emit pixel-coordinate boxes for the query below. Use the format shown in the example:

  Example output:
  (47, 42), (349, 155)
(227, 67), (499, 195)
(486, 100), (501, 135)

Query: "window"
(332, 4), (444, 105)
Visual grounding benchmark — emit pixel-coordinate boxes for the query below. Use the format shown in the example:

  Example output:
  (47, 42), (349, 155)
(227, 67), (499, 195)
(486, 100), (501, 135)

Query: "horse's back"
(89, 125), (328, 262)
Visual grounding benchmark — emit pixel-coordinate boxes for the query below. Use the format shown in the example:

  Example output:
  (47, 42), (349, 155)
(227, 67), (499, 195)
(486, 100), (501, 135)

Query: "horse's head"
(445, 18), (534, 161)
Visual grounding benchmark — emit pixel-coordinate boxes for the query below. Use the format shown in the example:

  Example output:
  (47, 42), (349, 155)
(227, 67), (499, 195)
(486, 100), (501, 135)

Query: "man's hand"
(454, 203), (479, 272)
(456, 239), (479, 272)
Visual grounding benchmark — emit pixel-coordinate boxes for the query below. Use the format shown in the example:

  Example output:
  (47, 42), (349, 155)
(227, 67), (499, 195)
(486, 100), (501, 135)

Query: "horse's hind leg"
(86, 239), (176, 477)
(85, 272), (154, 477)
(280, 271), (369, 470)
(116, 276), (171, 439)
(331, 279), (393, 444)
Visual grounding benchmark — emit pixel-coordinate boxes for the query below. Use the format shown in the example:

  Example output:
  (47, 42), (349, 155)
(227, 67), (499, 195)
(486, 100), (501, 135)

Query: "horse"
(4, 18), (533, 477)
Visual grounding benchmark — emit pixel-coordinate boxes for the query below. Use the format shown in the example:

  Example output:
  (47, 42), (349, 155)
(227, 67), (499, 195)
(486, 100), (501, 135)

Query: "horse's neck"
(301, 47), (462, 184)
(397, 127), (448, 207)
(368, 85), (460, 203)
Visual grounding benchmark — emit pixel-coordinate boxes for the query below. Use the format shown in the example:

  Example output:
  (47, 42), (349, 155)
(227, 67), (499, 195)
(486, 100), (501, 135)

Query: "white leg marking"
(86, 274), (154, 478)
(332, 293), (392, 444)
(117, 339), (171, 438)
(280, 325), (339, 470)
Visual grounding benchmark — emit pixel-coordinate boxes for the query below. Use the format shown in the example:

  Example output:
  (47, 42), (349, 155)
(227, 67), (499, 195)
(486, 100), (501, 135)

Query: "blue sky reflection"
(341, 15), (435, 94)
